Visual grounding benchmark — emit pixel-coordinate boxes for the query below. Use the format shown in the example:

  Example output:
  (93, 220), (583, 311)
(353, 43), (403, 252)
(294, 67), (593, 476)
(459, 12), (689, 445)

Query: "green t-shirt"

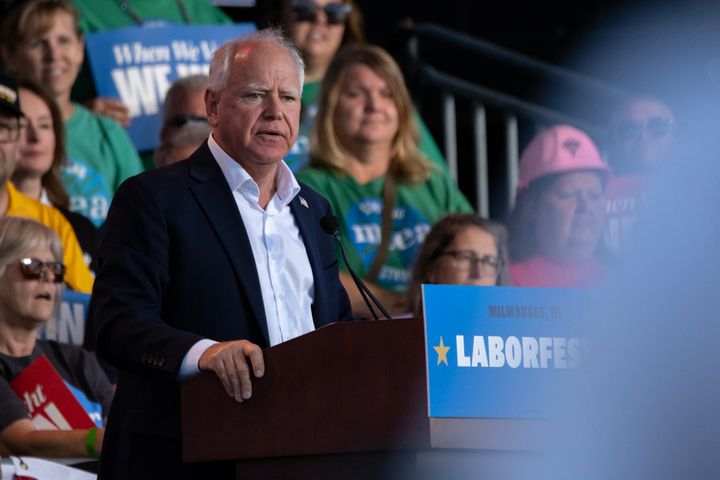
(64, 104), (144, 226)
(71, 0), (232, 33)
(297, 167), (473, 293)
(285, 80), (448, 173)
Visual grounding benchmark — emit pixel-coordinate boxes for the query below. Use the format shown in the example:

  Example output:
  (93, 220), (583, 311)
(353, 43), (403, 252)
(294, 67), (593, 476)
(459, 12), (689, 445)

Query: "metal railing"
(401, 23), (632, 217)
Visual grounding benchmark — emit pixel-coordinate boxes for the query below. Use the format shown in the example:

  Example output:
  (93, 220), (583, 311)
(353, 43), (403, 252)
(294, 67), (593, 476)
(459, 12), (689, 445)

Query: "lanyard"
(116, 0), (191, 25)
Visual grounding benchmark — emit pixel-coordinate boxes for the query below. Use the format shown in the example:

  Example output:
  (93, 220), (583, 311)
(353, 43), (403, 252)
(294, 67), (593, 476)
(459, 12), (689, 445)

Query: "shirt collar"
(208, 134), (301, 206)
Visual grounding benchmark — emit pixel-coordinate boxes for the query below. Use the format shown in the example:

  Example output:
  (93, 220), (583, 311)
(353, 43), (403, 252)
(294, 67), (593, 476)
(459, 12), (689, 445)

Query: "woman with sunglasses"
(407, 214), (509, 316)
(297, 44), (472, 318)
(609, 95), (677, 175)
(0, 216), (112, 458)
(266, 0), (447, 173)
(603, 96), (676, 254)
(507, 124), (611, 287)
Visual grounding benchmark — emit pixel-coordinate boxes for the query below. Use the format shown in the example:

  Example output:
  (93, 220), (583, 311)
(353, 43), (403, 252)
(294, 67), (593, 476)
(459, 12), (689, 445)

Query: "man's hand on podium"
(198, 340), (265, 403)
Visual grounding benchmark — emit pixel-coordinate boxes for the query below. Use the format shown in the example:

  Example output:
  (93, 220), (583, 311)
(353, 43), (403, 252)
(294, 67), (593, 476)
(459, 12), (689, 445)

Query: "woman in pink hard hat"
(507, 124), (612, 287)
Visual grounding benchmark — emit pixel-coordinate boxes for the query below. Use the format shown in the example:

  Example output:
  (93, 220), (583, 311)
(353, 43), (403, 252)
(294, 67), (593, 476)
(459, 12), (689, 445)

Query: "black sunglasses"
(615, 116), (674, 141)
(164, 115), (209, 129)
(18, 257), (66, 284)
(291, 0), (351, 25)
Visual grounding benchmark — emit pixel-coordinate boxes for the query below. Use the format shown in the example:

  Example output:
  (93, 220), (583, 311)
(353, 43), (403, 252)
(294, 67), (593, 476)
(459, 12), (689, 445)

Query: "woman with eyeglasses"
(265, 0), (448, 174)
(507, 124), (611, 288)
(0, 216), (112, 458)
(11, 78), (98, 272)
(407, 214), (509, 316)
(297, 44), (473, 318)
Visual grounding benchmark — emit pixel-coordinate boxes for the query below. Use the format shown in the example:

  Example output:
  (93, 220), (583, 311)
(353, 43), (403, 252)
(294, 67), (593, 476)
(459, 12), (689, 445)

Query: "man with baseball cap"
(0, 71), (93, 292)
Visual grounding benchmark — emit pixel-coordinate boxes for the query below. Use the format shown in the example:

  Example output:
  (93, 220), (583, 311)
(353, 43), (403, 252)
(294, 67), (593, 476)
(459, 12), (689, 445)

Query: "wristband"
(85, 427), (99, 458)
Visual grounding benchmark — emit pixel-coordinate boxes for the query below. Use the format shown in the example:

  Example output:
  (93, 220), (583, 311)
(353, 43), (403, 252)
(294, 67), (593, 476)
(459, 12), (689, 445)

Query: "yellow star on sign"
(433, 337), (451, 366)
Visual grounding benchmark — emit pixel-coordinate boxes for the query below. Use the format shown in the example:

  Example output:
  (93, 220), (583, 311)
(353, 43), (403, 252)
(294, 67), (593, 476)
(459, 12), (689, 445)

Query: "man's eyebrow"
(279, 86), (300, 97)
(244, 83), (269, 93)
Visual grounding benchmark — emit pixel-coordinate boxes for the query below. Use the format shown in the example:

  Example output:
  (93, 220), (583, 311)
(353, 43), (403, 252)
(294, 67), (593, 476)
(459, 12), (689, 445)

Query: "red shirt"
(510, 255), (604, 288)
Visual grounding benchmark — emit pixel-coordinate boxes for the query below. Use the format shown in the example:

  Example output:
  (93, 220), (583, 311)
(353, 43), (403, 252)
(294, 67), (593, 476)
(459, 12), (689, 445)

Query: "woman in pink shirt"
(507, 124), (611, 287)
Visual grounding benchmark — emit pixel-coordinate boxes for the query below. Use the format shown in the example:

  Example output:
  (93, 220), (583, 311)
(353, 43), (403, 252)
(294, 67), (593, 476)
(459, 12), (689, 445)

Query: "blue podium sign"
(423, 285), (588, 419)
(85, 23), (255, 151)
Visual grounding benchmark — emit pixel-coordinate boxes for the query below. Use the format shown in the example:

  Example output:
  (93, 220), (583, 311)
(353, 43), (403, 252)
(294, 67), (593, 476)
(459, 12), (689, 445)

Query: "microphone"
(320, 215), (393, 320)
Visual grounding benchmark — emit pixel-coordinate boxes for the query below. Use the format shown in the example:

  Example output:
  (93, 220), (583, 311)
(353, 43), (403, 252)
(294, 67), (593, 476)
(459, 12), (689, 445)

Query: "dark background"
(228, 0), (720, 93)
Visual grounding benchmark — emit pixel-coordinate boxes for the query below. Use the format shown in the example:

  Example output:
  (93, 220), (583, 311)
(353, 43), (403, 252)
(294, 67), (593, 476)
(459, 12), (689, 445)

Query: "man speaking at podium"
(87, 29), (351, 479)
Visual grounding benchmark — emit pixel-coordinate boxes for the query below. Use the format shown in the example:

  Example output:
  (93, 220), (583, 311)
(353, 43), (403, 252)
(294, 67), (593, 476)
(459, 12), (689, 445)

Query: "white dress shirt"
(179, 135), (315, 380)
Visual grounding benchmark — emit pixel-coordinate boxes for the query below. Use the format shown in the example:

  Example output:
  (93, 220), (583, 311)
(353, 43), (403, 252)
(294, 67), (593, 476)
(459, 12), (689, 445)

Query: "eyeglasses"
(615, 116), (674, 141)
(291, 0), (352, 25)
(17, 258), (66, 284)
(0, 118), (26, 144)
(163, 115), (209, 129)
(437, 250), (502, 278)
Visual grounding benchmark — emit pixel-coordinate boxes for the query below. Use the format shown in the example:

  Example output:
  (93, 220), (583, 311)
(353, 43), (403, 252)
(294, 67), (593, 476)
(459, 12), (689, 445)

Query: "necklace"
(116, 0), (191, 25)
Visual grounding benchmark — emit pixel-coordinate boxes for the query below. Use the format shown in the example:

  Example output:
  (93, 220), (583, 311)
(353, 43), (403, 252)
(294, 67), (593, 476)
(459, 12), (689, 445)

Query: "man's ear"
(205, 89), (218, 127)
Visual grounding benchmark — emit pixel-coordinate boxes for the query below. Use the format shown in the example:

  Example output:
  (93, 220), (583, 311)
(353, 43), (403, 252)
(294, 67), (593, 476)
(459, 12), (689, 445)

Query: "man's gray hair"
(208, 27), (305, 92)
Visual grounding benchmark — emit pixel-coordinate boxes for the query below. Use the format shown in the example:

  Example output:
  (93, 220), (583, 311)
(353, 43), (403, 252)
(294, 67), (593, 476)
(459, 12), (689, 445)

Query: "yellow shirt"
(6, 182), (94, 293)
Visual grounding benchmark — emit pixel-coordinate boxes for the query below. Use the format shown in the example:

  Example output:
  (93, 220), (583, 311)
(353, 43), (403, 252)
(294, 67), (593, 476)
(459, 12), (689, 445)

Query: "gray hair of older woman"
(0, 217), (64, 314)
(0, 216), (63, 275)
(407, 214), (510, 316)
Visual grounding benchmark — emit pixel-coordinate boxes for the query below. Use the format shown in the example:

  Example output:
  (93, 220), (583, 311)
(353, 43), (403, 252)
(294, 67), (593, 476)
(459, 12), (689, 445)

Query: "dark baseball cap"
(0, 71), (22, 118)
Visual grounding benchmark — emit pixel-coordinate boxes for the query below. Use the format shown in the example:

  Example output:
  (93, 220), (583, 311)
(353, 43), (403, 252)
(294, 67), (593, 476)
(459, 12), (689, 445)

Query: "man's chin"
(248, 145), (293, 164)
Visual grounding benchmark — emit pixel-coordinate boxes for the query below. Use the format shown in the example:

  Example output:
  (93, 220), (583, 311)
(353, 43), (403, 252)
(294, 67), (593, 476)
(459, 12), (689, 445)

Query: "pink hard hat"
(517, 124), (611, 192)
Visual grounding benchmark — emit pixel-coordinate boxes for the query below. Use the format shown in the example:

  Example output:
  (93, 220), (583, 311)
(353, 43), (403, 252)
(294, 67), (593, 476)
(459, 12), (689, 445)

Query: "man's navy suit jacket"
(88, 142), (352, 479)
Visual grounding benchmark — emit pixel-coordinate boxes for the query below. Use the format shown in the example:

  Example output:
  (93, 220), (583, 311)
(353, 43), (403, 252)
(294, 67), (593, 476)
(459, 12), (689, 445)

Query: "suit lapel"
(187, 145), (270, 345)
(290, 192), (328, 328)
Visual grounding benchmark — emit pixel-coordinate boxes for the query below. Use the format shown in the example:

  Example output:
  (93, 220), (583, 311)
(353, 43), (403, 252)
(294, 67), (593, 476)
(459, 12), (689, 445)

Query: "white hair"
(208, 27), (305, 93)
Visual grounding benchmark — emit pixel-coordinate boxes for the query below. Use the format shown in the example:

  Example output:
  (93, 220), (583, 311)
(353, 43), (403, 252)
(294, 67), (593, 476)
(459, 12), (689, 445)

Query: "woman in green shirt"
(268, 0), (447, 172)
(1, 0), (144, 226)
(297, 44), (472, 318)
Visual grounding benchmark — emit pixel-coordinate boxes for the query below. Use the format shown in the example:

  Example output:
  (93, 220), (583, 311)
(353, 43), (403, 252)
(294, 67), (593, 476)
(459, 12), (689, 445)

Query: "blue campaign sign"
(423, 285), (588, 419)
(38, 291), (91, 346)
(85, 23), (255, 151)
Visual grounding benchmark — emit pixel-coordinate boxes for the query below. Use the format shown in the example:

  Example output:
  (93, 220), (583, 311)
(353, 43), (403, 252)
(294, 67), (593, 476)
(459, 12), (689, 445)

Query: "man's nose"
(263, 94), (286, 119)
(575, 193), (588, 212)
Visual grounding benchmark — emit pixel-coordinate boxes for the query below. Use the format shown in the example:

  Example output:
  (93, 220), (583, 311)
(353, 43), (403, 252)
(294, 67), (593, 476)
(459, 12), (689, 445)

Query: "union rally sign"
(422, 285), (589, 419)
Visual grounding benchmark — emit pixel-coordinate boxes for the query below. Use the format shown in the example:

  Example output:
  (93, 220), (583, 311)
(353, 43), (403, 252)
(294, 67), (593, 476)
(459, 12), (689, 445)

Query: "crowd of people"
(0, 0), (677, 476)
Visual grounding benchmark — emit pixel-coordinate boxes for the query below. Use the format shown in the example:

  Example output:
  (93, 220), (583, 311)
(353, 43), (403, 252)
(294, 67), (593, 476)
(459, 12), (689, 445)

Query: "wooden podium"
(181, 318), (539, 479)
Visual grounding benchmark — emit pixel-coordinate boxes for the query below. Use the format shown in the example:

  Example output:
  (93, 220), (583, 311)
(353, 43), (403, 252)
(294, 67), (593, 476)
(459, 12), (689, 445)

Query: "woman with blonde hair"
(297, 44), (472, 318)
(265, 0), (446, 172)
(0, 217), (111, 458)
